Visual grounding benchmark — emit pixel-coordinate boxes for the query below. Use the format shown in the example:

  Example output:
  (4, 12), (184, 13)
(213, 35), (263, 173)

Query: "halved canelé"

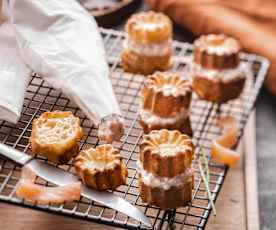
(121, 11), (173, 75)
(139, 129), (194, 178)
(139, 72), (193, 135)
(191, 63), (246, 102)
(193, 34), (241, 70)
(30, 111), (83, 164)
(139, 171), (194, 210)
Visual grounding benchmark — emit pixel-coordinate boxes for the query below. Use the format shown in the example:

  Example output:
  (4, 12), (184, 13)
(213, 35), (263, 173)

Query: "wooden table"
(0, 114), (259, 230)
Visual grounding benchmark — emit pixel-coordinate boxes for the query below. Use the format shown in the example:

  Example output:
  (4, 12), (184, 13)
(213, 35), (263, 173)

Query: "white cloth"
(0, 21), (31, 123)
(2, 0), (121, 125)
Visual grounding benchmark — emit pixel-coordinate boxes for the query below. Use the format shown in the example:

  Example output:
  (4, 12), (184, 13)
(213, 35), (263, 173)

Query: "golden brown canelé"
(121, 11), (173, 75)
(140, 129), (194, 178)
(74, 144), (128, 191)
(194, 34), (240, 70)
(139, 175), (193, 210)
(139, 72), (193, 135)
(121, 50), (172, 75)
(191, 34), (246, 103)
(191, 63), (246, 102)
(138, 129), (194, 209)
(141, 72), (192, 117)
(126, 11), (172, 44)
(30, 111), (83, 164)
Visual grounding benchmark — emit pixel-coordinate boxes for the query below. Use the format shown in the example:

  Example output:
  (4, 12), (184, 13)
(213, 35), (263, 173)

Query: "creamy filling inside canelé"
(123, 36), (172, 57)
(139, 108), (189, 126)
(190, 62), (247, 81)
(36, 116), (78, 144)
(137, 160), (193, 190)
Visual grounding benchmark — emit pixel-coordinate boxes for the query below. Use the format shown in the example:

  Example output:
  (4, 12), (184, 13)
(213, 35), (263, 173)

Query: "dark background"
(112, 2), (276, 229)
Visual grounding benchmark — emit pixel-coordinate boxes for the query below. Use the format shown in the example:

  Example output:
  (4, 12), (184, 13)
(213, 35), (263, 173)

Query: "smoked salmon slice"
(16, 166), (81, 205)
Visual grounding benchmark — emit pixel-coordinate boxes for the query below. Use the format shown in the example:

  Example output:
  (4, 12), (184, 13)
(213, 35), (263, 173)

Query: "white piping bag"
(0, 20), (31, 124)
(5, 0), (123, 142)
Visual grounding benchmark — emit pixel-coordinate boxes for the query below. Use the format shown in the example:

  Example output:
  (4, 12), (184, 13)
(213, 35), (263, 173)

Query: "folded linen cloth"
(0, 21), (31, 123)
(146, 0), (276, 95)
(3, 0), (123, 142)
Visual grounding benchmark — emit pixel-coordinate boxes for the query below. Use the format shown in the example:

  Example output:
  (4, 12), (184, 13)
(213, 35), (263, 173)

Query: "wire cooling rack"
(0, 28), (269, 229)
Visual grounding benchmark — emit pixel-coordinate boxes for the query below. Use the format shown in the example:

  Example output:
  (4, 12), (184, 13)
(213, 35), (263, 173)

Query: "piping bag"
(4, 0), (124, 142)
(0, 18), (31, 123)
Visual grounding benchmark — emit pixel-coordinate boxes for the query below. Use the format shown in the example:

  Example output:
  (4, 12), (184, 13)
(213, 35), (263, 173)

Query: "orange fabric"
(146, 0), (276, 95)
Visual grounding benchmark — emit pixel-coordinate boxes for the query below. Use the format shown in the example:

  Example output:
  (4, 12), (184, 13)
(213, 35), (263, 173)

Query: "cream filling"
(190, 62), (247, 81)
(139, 108), (188, 126)
(137, 161), (193, 190)
(123, 37), (172, 57)
(37, 117), (78, 144)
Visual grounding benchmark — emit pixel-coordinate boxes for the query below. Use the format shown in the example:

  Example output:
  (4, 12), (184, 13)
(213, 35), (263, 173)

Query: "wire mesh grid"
(0, 28), (269, 229)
